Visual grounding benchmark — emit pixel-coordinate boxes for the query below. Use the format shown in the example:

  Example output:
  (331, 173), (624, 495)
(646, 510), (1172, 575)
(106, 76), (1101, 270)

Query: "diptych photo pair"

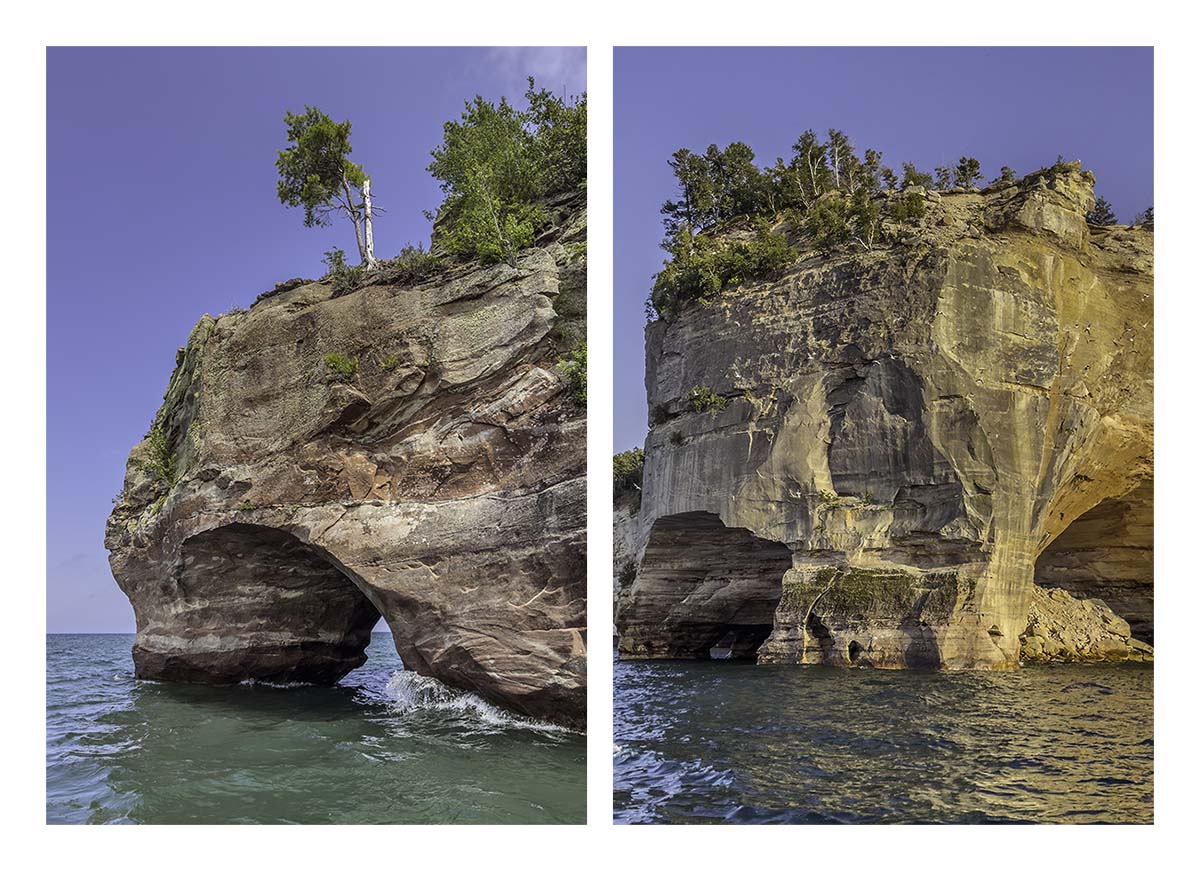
(42, 44), (1159, 831)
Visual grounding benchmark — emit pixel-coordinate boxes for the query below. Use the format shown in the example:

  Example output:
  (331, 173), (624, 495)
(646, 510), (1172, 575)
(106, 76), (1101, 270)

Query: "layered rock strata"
(613, 492), (640, 641)
(107, 194), (587, 726)
(617, 166), (1152, 670)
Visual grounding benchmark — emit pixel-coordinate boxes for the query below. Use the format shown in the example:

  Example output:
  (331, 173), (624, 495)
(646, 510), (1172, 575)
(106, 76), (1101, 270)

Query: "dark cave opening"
(709, 624), (777, 660)
(848, 640), (864, 663)
(620, 511), (793, 660)
(161, 523), (387, 684)
(1034, 480), (1154, 644)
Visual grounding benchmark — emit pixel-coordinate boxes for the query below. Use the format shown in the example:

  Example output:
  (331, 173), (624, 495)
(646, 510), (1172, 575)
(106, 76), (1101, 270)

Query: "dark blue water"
(47, 634), (585, 824)
(614, 655), (1152, 824)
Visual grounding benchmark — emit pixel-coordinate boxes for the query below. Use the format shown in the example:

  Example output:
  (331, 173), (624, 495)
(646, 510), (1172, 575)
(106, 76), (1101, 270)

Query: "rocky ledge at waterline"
(616, 165), (1153, 669)
(106, 194), (587, 728)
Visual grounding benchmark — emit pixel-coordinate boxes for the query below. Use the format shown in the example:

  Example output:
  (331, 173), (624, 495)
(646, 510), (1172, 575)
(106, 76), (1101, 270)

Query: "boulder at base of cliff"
(1021, 585), (1153, 664)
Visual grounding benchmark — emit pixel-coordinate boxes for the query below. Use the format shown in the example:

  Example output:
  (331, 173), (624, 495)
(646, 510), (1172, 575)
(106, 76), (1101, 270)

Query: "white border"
(4, 0), (1197, 857)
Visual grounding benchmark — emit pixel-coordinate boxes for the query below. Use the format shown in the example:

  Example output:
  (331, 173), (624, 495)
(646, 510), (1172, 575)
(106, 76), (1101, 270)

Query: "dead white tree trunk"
(341, 174), (367, 266)
(362, 177), (378, 269)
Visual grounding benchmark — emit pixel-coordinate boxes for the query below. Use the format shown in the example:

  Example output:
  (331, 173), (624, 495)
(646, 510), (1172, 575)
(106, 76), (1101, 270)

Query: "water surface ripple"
(48, 634), (585, 824)
(613, 654), (1152, 824)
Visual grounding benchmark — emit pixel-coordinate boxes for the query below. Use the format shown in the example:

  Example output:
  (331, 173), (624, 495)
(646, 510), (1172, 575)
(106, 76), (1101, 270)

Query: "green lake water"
(47, 633), (585, 824)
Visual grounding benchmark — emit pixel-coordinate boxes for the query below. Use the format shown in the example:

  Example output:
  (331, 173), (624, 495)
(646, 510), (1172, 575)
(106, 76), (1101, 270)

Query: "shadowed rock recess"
(616, 166), (1152, 670)
(107, 193), (586, 727)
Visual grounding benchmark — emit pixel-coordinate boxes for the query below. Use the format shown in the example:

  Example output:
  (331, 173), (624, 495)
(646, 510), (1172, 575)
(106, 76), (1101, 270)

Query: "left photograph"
(47, 46), (587, 824)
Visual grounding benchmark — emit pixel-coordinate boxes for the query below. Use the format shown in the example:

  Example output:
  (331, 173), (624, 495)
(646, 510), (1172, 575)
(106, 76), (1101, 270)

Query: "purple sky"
(47, 46), (585, 633)
(614, 46), (1153, 452)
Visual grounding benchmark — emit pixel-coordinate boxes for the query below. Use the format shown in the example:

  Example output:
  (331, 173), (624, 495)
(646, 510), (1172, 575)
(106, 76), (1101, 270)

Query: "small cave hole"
(848, 640), (864, 663)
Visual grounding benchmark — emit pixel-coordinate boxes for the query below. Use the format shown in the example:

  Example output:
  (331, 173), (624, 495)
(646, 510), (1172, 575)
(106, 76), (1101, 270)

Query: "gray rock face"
(106, 195), (587, 727)
(617, 166), (1152, 670)
(612, 494), (640, 640)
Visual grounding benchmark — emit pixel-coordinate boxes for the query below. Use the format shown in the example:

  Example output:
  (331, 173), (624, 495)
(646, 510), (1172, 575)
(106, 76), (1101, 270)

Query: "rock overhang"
(107, 194), (588, 728)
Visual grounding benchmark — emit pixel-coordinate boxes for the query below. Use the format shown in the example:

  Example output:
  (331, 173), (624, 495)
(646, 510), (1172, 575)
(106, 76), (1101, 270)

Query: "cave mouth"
(620, 511), (793, 661)
(1034, 480), (1153, 644)
(154, 522), (387, 685)
(848, 640), (864, 663)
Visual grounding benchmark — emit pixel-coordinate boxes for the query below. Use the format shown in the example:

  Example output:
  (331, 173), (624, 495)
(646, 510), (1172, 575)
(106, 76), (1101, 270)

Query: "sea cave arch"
(1033, 479), (1154, 644)
(617, 511), (794, 660)
(132, 522), (387, 685)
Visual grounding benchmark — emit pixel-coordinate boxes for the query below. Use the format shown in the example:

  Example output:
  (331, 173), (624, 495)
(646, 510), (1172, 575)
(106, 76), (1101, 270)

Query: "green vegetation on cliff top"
(428, 78), (586, 266)
(279, 78), (586, 285)
(647, 135), (1150, 322)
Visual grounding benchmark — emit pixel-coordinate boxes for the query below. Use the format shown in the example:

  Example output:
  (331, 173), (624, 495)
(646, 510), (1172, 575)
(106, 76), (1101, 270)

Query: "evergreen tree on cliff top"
(953, 156), (983, 189)
(427, 78), (586, 266)
(660, 142), (766, 238)
(276, 106), (379, 268)
(1087, 196), (1118, 226)
(661, 148), (717, 238)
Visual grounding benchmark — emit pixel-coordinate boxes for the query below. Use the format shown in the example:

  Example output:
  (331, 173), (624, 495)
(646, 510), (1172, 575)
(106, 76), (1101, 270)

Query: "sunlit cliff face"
(618, 166), (1153, 669)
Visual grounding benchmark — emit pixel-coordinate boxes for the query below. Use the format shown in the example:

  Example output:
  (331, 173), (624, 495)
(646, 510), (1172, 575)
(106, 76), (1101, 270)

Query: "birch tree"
(276, 106), (378, 268)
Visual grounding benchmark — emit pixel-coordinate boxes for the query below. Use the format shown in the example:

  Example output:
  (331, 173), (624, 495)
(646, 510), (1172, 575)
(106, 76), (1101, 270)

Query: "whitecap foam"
(236, 678), (315, 689)
(384, 671), (573, 735)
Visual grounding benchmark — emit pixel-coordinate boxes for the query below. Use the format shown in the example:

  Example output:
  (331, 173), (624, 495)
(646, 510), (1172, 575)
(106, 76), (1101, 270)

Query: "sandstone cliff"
(107, 193), (586, 727)
(613, 492), (639, 640)
(617, 166), (1152, 670)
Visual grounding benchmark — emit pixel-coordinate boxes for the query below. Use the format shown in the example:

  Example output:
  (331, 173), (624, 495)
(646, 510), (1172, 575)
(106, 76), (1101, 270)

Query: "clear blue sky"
(47, 46), (586, 633)
(614, 46), (1153, 453)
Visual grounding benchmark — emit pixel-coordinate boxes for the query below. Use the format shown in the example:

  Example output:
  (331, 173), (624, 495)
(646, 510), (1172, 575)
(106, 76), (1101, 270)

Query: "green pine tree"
(276, 106), (378, 267)
(901, 162), (934, 189)
(953, 156), (982, 189)
(1087, 196), (1118, 226)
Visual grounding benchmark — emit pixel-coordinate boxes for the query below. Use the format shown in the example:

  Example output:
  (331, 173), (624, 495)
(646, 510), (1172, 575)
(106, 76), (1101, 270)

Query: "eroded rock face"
(1034, 480), (1153, 644)
(612, 493), (640, 641)
(107, 194), (586, 727)
(617, 166), (1152, 670)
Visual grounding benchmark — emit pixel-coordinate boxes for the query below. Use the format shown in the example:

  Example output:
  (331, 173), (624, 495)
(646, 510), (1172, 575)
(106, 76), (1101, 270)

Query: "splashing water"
(384, 671), (573, 735)
(47, 634), (584, 824)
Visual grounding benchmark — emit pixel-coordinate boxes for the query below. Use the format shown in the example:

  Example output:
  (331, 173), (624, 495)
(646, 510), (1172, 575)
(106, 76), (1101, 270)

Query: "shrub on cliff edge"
(322, 247), (367, 297)
(555, 340), (587, 407)
(323, 352), (359, 383)
(380, 243), (444, 286)
(650, 219), (796, 320)
(613, 448), (645, 500)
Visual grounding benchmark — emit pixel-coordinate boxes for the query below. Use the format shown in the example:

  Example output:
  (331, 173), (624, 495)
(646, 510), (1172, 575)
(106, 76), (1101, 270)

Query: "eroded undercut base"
(1034, 481), (1153, 645)
(131, 523), (383, 685)
(758, 563), (972, 668)
(617, 512), (793, 660)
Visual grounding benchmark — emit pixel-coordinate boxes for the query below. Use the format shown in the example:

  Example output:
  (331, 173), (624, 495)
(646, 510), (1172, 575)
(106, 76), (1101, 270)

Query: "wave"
(384, 671), (573, 735)
(236, 678), (318, 689)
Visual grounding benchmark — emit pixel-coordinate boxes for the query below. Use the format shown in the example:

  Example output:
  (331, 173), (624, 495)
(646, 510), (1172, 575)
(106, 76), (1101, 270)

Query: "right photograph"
(612, 46), (1153, 824)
